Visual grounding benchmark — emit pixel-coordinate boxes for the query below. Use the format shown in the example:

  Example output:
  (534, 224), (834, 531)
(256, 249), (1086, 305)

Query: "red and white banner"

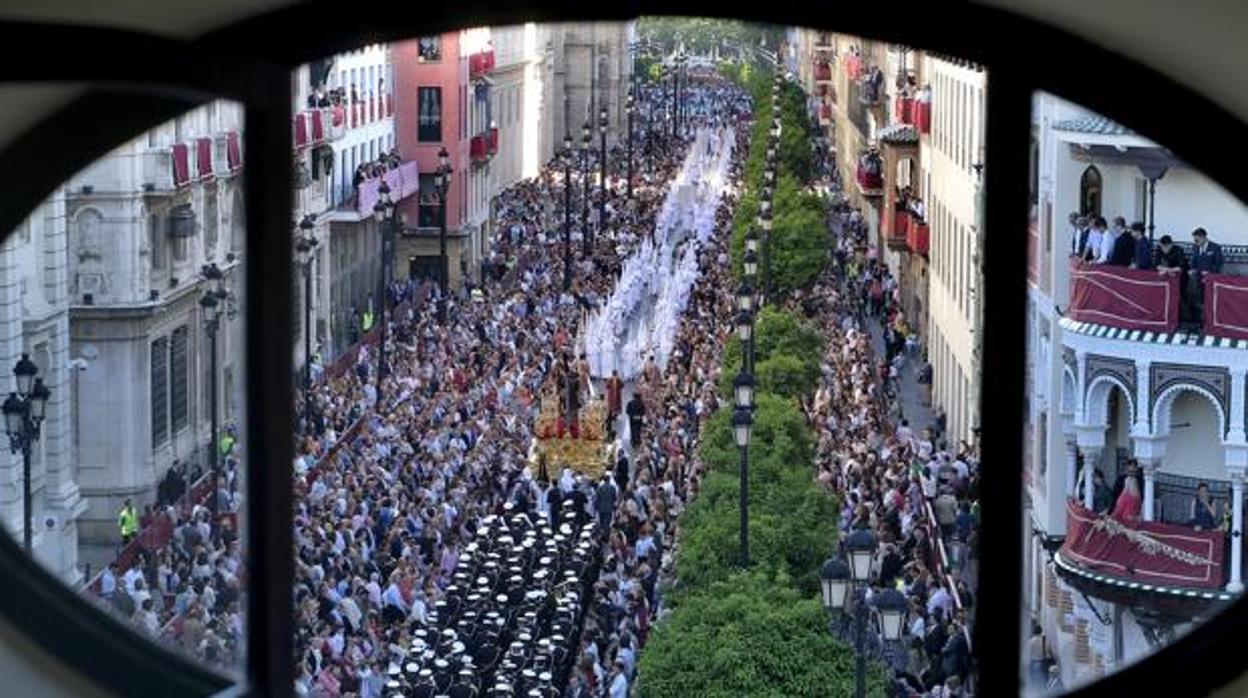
(1062, 501), (1225, 589)
(1204, 272), (1248, 340)
(1068, 260), (1179, 332)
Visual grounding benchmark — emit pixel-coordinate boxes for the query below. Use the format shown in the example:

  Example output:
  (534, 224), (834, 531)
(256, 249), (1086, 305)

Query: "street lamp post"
(598, 105), (608, 242)
(626, 88), (635, 200)
(434, 146), (453, 324)
(295, 216), (318, 391)
(562, 132), (574, 290)
(2, 354), (50, 554)
(198, 264), (228, 517)
(731, 405), (752, 568)
(820, 528), (880, 698)
(581, 121), (592, 255)
(736, 280), (755, 373)
(373, 179), (397, 402)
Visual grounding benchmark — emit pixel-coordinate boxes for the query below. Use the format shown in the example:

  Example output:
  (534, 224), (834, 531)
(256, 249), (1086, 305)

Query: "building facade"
(0, 186), (84, 583)
(798, 31), (985, 445)
(302, 46), (397, 360)
(1024, 93), (1248, 687)
(66, 101), (246, 564)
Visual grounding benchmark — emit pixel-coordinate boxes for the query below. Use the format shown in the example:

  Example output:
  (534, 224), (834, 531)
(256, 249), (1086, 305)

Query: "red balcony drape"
(332, 105), (345, 127)
(171, 143), (191, 187)
(915, 99), (932, 133)
(487, 127), (499, 154)
(226, 131), (243, 171)
(294, 113), (309, 148)
(896, 96), (915, 125)
(196, 137), (214, 179)
(1068, 259), (1180, 332)
(470, 135), (487, 159)
(310, 110), (324, 142)
(907, 218), (929, 256)
(1063, 501), (1225, 589)
(1203, 272), (1248, 340)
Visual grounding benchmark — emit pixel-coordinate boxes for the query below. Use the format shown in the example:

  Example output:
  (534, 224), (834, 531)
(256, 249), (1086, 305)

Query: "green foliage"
(718, 307), (823, 400)
(757, 353), (821, 399)
(637, 17), (786, 56)
(636, 572), (890, 698)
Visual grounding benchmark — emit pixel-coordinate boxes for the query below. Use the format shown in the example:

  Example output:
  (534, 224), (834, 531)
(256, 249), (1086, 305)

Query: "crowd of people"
(82, 64), (988, 695)
(351, 148), (405, 190)
(811, 187), (980, 697)
(282, 79), (753, 696)
(93, 437), (247, 666)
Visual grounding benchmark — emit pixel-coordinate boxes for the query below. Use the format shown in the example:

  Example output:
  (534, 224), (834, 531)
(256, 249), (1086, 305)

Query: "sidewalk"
(867, 321), (935, 435)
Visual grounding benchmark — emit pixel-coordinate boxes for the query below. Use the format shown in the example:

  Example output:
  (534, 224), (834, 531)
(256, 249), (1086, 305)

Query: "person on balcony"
(1187, 227), (1225, 324)
(1107, 216), (1136, 266)
(1111, 473), (1142, 524)
(1190, 482), (1219, 531)
(1093, 469), (1114, 514)
(1081, 217), (1105, 263)
(1129, 222), (1154, 270)
(1094, 216), (1120, 264)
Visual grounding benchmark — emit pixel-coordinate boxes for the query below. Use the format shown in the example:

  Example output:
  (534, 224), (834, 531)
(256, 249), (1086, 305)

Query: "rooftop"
(1052, 113), (1134, 136)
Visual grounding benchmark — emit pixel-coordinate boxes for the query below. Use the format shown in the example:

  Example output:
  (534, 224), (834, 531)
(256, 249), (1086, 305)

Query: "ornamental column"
(1080, 444), (1102, 510)
(1229, 470), (1244, 592)
(1076, 423), (1106, 511)
(1133, 436), (1167, 523)
(1065, 437), (1078, 499)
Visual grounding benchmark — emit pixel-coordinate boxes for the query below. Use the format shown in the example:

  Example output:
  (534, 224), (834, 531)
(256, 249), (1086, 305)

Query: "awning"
(1067, 143), (1184, 177)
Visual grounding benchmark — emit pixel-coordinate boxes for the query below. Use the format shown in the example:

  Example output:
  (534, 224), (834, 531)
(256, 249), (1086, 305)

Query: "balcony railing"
(351, 161), (421, 218)
(470, 134), (488, 162)
(907, 214), (930, 257)
(894, 95), (915, 125)
(487, 126), (499, 155)
(469, 48), (495, 78)
(884, 207), (908, 251)
(1068, 259), (1180, 333)
(814, 62), (832, 82)
(1061, 500), (1227, 591)
(916, 90), (932, 134)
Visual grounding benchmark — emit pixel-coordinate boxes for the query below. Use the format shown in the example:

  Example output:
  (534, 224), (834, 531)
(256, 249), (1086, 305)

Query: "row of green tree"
(636, 16), (785, 55)
(718, 61), (828, 297)
(635, 66), (884, 690)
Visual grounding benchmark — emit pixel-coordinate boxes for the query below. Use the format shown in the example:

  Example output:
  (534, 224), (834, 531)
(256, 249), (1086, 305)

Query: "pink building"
(393, 32), (496, 286)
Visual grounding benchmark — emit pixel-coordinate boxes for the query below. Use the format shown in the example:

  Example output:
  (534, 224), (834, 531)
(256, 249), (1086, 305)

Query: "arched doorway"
(1080, 165), (1103, 217)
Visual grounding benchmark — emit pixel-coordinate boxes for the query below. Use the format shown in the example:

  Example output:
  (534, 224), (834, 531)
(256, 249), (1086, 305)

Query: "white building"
(920, 53), (986, 447)
(311, 45), (394, 359)
(0, 186), (85, 583)
(66, 101), (246, 565)
(1024, 93), (1248, 688)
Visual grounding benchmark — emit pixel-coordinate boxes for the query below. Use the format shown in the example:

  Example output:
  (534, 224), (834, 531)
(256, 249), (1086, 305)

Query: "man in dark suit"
(1108, 220), (1136, 266)
(1129, 222), (1154, 270)
(1188, 227), (1225, 325)
(1155, 235), (1191, 321)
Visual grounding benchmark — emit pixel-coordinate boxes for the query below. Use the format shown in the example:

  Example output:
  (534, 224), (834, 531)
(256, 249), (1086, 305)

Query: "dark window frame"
(170, 324), (190, 433)
(151, 335), (169, 448)
(418, 85), (442, 142)
(0, 7), (1243, 698)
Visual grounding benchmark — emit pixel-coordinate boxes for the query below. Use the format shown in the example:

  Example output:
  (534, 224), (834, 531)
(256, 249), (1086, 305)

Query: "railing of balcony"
(1067, 246), (1248, 339)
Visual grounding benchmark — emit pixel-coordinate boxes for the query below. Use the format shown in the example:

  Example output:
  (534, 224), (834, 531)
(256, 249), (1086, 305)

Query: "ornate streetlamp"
(2, 354), (49, 553)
